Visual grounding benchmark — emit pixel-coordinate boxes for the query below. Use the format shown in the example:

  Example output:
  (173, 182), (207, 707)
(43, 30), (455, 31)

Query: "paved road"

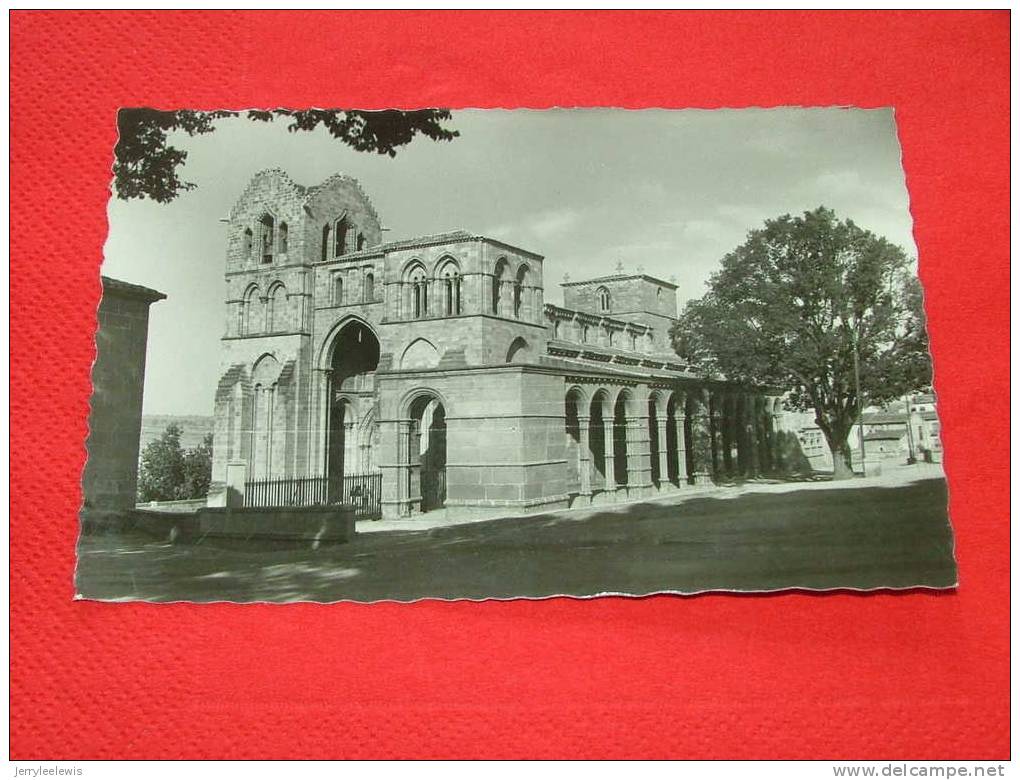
(76, 474), (956, 603)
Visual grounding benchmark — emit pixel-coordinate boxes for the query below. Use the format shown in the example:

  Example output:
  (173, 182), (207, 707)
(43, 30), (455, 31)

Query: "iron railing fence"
(243, 472), (382, 519)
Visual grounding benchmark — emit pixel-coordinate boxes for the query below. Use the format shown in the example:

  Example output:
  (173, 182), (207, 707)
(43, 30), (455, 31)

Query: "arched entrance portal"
(410, 395), (447, 512)
(326, 322), (380, 504)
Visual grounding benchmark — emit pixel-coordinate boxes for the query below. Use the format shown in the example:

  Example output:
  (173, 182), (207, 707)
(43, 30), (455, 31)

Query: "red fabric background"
(9, 11), (1009, 759)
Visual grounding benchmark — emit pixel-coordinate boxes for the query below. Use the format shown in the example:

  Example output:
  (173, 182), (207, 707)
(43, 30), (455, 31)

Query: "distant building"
(82, 276), (166, 511)
(794, 392), (942, 471)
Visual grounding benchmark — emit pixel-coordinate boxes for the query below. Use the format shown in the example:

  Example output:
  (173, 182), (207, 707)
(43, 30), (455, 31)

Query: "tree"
(671, 207), (932, 479)
(137, 425), (214, 502)
(114, 108), (460, 203)
(137, 423), (186, 501)
(181, 433), (214, 501)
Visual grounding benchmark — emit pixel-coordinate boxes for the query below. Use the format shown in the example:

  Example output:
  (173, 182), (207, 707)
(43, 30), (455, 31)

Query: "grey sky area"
(102, 108), (915, 416)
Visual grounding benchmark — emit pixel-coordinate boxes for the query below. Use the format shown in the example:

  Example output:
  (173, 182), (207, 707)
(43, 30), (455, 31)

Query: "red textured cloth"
(10, 11), (1009, 759)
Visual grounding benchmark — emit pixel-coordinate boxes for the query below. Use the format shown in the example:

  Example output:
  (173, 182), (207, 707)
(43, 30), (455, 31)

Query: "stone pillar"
(265, 384), (276, 478)
(627, 412), (654, 497)
(675, 407), (689, 485)
(656, 416), (670, 490)
(602, 402), (617, 495)
(577, 416), (593, 499)
(403, 419), (421, 515)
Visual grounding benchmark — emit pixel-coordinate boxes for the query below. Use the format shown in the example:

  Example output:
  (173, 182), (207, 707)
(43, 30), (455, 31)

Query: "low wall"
(81, 506), (356, 546)
(135, 498), (207, 513)
(197, 506), (356, 543)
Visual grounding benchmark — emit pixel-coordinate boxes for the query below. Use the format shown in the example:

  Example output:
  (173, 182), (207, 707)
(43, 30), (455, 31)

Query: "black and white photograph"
(77, 107), (956, 602)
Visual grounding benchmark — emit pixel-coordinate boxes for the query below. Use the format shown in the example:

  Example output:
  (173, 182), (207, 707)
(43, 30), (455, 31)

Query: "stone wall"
(83, 277), (165, 510)
(561, 274), (678, 349)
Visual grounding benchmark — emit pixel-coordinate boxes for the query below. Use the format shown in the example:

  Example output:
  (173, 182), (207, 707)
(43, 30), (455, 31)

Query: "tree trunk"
(819, 415), (856, 480)
(830, 441), (855, 480)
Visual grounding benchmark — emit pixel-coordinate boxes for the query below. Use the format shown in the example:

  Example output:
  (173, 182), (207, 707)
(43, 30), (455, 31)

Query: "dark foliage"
(671, 207), (932, 478)
(138, 425), (212, 502)
(114, 108), (459, 203)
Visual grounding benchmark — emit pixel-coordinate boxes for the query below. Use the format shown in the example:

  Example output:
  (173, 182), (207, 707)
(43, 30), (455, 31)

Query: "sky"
(102, 108), (916, 416)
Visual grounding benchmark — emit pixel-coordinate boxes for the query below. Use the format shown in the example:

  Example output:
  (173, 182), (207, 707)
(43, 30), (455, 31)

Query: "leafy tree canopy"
(138, 425), (213, 502)
(114, 108), (459, 203)
(671, 207), (931, 478)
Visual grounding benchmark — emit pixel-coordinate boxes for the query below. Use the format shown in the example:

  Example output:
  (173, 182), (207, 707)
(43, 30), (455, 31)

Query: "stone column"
(602, 401), (617, 495)
(627, 411), (654, 497)
(656, 416), (670, 490)
(675, 409), (689, 485)
(577, 416), (593, 500)
(250, 385), (260, 477)
(266, 384), (276, 478)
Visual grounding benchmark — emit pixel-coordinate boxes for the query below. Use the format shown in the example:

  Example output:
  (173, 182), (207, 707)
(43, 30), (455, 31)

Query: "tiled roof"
(862, 412), (908, 425)
(864, 431), (905, 442)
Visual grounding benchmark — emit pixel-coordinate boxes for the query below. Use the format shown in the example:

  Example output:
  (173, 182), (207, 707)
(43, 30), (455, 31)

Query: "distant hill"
(140, 415), (215, 453)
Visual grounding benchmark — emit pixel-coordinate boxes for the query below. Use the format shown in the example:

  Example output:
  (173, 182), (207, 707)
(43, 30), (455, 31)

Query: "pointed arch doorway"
(409, 394), (447, 512)
(325, 321), (382, 516)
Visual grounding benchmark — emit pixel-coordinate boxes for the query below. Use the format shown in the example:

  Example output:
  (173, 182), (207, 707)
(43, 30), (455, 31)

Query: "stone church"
(208, 169), (784, 519)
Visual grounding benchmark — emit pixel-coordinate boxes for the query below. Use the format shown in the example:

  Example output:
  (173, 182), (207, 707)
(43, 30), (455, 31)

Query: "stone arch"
(266, 281), (287, 333)
(664, 390), (683, 485)
(505, 336), (532, 364)
(399, 386), (453, 420)
(436, 255), (463, 316)
(402, 259), (429, 319)
(407, 392), (448, 512)
(596, 285), (611, 313)
(242, 283), (261, 335)
(321, 222), (331, 262)
(685, 387), (712, 482)
(257, 211), (276, 264)
(647, 390), (668, 487)
(564, 385), (586, 496)
(492, 257), (511, 315)
(334, 212), (353, 257)
(513, 263), (530, 319)
(316, 315), (380, 371)
(588, 388), (612, 490)
(324, 320), (380, 496)
(400, 338), (441, 370)
(249, 354), (282, 479)
(612, 388), (633, 486)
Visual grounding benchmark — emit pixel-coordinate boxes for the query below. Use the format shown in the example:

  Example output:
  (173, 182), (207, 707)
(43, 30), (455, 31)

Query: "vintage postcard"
(76, 107), (956, 602)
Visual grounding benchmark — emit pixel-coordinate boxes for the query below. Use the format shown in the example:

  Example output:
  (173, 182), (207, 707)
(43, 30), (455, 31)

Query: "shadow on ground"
(75, 477), (956, 603)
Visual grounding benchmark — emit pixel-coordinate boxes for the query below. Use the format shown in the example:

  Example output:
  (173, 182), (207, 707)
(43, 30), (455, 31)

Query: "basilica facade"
(208, 170), (785, 519)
